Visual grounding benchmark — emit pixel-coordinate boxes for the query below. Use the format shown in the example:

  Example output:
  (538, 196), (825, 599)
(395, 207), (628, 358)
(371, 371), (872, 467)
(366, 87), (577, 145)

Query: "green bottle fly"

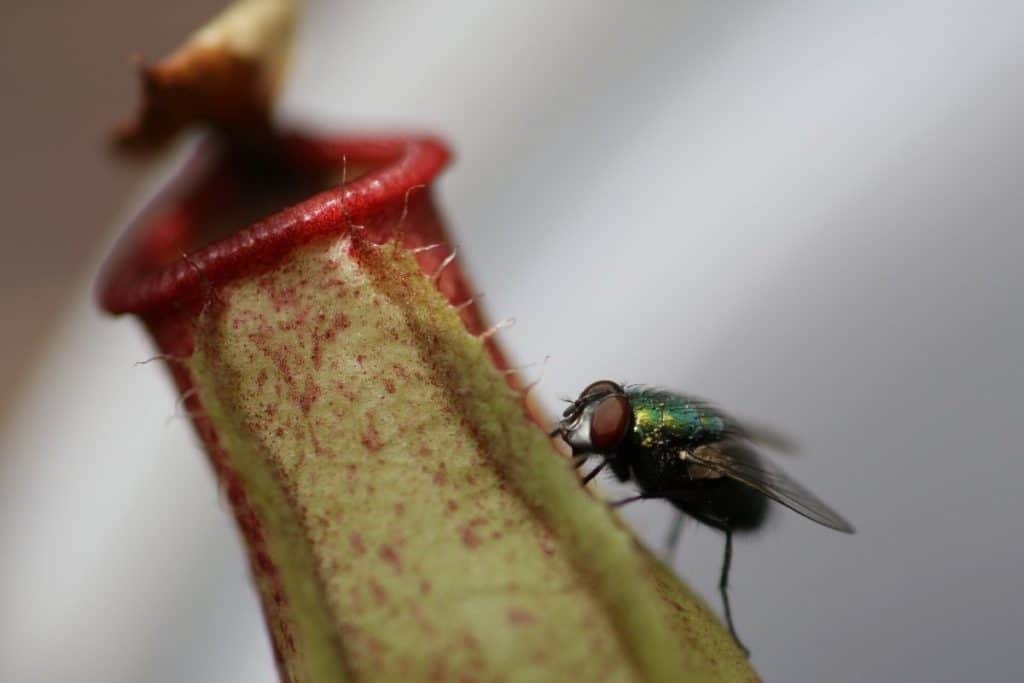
(550, 380), (854, 655)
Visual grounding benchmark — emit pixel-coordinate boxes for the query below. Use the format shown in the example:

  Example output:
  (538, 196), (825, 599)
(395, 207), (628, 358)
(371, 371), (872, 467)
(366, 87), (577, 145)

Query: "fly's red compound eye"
(580, 380), (624, 399)
(589, 394), (631, 450)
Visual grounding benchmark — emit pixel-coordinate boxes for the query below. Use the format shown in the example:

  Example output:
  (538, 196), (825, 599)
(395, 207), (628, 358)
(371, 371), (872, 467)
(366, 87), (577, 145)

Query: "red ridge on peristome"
(99, 134), (452, 318)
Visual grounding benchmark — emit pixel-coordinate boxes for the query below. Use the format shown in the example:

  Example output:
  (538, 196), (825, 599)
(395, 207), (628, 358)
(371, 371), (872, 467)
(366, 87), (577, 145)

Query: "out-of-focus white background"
(3, 2), (1023, 681)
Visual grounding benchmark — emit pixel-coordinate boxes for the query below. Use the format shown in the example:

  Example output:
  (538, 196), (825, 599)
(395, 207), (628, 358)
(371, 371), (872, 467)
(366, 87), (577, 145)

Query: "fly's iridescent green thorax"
(626, 388), (727, 454)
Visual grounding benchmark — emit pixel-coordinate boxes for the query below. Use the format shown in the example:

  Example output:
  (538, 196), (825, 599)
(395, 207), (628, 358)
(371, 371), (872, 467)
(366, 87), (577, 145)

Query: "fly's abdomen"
(670, 478), (771, 532)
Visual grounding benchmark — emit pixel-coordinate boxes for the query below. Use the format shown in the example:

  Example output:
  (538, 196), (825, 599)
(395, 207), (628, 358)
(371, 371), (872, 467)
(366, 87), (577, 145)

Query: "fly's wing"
(695, 399), (799, 454)
(649, 389), (798, 453)
(688, 442), (855, 533)
(724, 417), (800, 454)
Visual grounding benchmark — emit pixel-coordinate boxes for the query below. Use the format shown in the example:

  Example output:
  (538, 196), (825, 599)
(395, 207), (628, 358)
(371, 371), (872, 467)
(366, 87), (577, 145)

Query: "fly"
(549, 380), (855, 655)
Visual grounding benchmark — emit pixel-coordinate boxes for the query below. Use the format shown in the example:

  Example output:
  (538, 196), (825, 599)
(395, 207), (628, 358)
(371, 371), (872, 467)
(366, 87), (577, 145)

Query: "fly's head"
(553, 380), (632, 455)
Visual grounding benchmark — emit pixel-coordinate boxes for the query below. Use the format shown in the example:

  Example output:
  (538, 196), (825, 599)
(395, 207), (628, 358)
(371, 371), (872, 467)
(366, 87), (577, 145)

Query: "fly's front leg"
(581, 460), (608, 485)
(609, 493), (646, 507)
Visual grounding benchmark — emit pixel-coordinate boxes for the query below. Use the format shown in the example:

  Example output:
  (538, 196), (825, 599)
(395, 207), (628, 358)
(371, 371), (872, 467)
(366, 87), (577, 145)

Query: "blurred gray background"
(2, 1), (1022, 681)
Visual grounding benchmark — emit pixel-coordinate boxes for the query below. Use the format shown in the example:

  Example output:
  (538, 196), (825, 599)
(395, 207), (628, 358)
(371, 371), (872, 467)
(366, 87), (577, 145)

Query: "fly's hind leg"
(718, 525), (749, 657)
(664, 510), (685, 563)
(606, 494), (751, 656)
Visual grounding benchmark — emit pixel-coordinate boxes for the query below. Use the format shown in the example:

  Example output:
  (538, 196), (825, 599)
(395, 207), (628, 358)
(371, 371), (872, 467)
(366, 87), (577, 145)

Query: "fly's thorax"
(625, 389), (728, 451)
(629, 400), (666, 450)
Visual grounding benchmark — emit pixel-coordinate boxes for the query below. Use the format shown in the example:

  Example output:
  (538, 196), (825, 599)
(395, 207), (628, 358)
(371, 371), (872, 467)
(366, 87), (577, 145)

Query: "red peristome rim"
(99, 133), (452, 316)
